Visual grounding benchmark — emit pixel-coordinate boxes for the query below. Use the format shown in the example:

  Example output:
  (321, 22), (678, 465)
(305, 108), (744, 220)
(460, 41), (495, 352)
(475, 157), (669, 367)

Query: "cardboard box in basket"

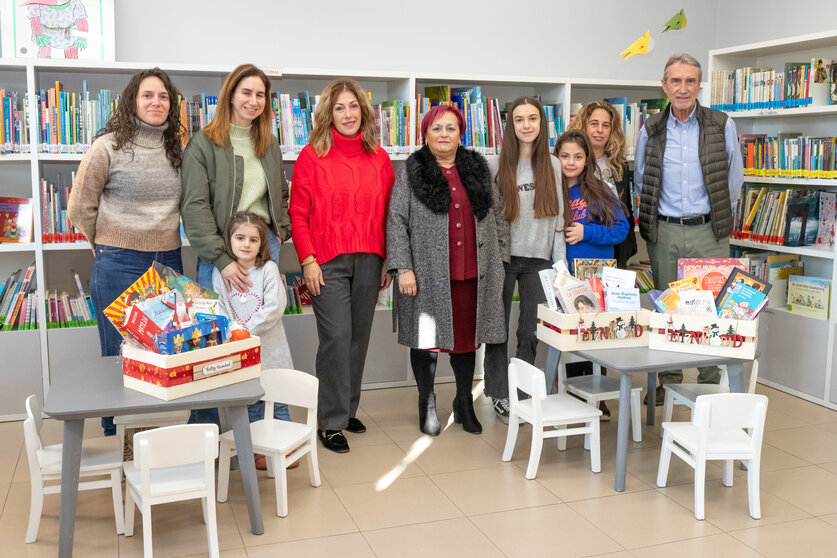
(648, 313), (757, 360)
(122, 336), (261, 400)
(537, 304), (651, 351)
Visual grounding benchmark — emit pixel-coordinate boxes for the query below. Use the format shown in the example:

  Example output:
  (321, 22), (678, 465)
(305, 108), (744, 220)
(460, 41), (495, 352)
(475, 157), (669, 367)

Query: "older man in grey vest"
(635, 53), (744, 405)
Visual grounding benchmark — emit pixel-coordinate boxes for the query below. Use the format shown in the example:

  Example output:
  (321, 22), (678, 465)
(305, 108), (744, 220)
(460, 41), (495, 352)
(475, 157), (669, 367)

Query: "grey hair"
(663, 53), (702, 82)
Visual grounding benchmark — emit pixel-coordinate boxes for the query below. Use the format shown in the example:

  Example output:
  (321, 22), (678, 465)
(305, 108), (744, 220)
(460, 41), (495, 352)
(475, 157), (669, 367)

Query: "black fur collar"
(405, 145), (493, 220)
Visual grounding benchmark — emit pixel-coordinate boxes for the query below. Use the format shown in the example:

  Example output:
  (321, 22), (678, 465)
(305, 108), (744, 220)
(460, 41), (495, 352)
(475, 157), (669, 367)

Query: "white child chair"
(502, 358), (602, 479)
(22, 394), (124, 543)
(217, 368), (321, 517)
(662, 360), (760, 424)
(657, 393), (768, 520)
(114, 410), (190, 457)
(123, 424), (220, 558)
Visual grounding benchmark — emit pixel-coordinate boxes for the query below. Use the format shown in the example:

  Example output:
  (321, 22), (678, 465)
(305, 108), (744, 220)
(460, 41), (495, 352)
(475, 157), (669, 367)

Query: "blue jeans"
(191, 231), (290, 425)
(90, 246), (183, 435)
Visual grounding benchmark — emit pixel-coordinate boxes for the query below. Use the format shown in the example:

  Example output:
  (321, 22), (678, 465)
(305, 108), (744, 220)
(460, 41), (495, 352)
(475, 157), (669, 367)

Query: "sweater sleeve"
(385, 166), (414, 272)
(181, 137), (233, 272)
(582, 196), (631, 247)
(289, 148), (317, 262)
(67, 139), (111, 247)
(244, 263), (285, 337)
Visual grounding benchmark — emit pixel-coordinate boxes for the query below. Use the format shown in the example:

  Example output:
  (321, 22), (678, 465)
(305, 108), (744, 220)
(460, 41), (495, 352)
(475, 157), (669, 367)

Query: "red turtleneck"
(290, 127), (394, 265)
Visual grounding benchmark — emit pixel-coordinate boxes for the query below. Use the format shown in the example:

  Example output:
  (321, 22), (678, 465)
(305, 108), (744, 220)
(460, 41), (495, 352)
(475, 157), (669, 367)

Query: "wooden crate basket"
(537, 305), (651, 351)
(648, 313), (757, 360)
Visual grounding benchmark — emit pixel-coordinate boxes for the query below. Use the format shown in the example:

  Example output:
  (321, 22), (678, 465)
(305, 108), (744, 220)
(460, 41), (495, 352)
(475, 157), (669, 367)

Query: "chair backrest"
(260, 368), (319, 427)
(508, 358), (547, 405)
(23, 394), (44, 480)
(693, 393), (768, 452)
(134, 423), (219, 472)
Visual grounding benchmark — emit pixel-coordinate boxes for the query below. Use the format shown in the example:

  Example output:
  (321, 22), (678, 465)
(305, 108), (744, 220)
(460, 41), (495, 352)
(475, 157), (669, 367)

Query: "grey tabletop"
(43, 356), (264, 420)
(572, 347), (754, 372)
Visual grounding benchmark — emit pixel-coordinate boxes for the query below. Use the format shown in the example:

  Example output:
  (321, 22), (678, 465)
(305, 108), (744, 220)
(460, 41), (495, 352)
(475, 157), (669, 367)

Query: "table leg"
(58, 419), (84, 558)
(727, 363), (744, 393)
(228, 405), (264, 535)
(646, 372), (656, 425)
(615, 373), (631, 492)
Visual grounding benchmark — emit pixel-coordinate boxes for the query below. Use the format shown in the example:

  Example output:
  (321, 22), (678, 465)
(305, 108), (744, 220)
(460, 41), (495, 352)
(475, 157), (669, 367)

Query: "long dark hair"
(497, 96), (560, 222)
(222, 212), (271, 268)
(94, 67), (183, 169)
(553, 130), (627, 227)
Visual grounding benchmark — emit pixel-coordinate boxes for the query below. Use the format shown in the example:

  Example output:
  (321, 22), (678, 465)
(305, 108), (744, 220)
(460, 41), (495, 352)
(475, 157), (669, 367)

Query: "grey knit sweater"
(68, 120), (181, 251)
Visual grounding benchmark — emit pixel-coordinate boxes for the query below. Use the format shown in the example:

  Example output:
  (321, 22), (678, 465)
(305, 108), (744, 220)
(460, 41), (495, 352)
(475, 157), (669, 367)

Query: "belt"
(657, 214), (711, 226)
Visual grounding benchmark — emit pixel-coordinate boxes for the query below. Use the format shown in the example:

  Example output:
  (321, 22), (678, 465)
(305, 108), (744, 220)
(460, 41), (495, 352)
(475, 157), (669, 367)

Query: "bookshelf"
(708, 30), (837, 410)
(0, 60), (667, 420)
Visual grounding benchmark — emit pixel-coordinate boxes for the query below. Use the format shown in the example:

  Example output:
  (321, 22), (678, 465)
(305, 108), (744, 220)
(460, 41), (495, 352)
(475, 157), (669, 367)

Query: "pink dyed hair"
(420, 105), (466, 143)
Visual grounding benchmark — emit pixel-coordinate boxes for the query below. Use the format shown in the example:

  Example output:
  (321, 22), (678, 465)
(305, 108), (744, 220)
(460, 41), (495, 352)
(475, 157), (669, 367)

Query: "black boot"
(452, 395), (482, 434)
(419, 393), (441, 436)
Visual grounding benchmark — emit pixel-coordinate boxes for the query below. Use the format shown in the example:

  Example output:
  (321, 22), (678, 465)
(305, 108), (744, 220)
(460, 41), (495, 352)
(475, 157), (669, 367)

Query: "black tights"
(410, 348), (476, 399)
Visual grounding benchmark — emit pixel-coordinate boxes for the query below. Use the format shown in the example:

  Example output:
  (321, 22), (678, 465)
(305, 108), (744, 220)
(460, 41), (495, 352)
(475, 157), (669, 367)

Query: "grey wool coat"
(387, 145), (507, 351)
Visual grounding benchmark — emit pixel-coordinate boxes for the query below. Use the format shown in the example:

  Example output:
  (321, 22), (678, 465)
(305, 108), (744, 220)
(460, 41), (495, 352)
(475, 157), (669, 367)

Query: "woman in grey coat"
(387, 105), (506, 436)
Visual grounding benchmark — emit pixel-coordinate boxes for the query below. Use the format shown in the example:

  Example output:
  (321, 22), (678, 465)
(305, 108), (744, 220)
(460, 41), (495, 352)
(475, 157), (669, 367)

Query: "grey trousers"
(647, 220), (729, 385)
(310, 253), (383, 431)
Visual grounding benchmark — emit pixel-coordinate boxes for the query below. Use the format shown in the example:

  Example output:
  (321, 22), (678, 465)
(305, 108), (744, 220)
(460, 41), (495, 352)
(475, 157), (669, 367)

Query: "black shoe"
(318, 430), (349, 453)
(452, 395), (482, 434)
(643, 386), (666, 406)
(419, 393), (441, 436)
(346, 417), (366, 433)
(598, 401), (612, 421)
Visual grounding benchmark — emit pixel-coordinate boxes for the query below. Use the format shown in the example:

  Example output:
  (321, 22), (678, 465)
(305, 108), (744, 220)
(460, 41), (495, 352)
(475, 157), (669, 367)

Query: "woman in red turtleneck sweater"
(290, 78), (394, 454)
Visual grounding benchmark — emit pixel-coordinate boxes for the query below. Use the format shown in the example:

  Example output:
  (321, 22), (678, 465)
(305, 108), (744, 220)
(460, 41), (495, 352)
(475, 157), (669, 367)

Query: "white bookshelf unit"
(0, 59), (664, 420)
(708, 30), (837, 410)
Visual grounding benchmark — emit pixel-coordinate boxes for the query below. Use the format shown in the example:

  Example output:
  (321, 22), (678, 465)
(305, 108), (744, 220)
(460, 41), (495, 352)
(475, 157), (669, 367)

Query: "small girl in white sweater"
(213, 212), (294, 425)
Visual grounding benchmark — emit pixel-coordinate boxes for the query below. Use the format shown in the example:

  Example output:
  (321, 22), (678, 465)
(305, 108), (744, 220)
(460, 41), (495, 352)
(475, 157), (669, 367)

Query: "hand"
(380, 267), (392, 291)
(398, 270), (417, 297)
(303, 261), (325, 296)
(221, 261), (252, 293)
(564, 223), (584, 245)
(35, 34), (50, 46)
(74, 39), (87, 50)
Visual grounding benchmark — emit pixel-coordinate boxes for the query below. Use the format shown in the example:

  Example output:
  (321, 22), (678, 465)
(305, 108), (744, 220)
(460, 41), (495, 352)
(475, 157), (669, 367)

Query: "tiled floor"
(4, 372), (837, 557)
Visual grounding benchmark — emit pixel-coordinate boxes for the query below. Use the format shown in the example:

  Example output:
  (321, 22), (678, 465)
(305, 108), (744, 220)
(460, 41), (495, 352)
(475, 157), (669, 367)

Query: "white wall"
(715, 0), (837, 48)
(114, 0), (718, 81)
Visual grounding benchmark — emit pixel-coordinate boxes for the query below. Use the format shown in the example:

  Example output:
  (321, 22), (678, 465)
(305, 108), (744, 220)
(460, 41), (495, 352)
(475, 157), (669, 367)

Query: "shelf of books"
(709, 29), (837, 410)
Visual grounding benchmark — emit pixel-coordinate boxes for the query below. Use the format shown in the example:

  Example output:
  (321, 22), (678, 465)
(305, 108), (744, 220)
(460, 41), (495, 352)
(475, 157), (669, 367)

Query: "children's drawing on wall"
(1, 0), (114, 60)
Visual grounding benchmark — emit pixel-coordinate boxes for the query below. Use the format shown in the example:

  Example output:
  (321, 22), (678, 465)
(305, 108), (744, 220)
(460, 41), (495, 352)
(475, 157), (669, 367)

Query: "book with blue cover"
(717, 282), (767, 320)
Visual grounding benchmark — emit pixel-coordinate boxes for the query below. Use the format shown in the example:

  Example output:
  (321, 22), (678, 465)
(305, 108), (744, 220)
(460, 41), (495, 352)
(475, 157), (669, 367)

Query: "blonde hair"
(568, 102), (627, 182)
(308, 78), (380, 156)
(203, 64), (273, 159)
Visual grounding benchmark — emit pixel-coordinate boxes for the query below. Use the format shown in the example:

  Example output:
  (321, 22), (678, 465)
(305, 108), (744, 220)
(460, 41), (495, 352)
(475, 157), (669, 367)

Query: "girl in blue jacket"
(554, 130), (629, 272)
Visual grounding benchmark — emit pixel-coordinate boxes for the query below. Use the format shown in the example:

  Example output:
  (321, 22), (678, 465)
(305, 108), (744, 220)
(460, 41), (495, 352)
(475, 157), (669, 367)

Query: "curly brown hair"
(568, 102), (627, 182)
(93, 67), (184, 169)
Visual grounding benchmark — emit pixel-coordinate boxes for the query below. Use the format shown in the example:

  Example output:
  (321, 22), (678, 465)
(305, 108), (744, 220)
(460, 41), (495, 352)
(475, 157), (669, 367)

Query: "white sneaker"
(492, 397), (510, 424)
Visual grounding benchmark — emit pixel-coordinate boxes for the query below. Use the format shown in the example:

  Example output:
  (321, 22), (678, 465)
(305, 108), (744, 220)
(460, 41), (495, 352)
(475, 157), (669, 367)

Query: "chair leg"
(501, 412), (519, 462)
(117, 424), (126, 459)
(24, 480), (43, 543)
(110, 469), (125, 535)
(748, 458), (762, 519)
(216, 440), (233, 502)
(662, 389), (674, 427)
(631, 390), (642, 442)
(124, 488), (135, 537)
(590, 419), (601, 473)
(141, 503), (154, 558)
(201, 497), (207, 524)
(205, 496), (220, 558)
(694, 458), (706, 520)
(583, 398), (595, 451)
(556, 425), (567, 451)
(656, 432), (673, 487)
(266, 455), (275, 478)
(275, 457), (289, 517)
(308, 438), (322, 487)
(525, 425), (544, 480)
(723, 460), (734, 487)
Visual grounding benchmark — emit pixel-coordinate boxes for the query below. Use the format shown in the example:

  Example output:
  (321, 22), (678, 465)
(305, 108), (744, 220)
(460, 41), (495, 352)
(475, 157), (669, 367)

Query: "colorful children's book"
(0, 197), (33, 243)
(787, 275), (831, 320)
(818, 191), (836, 247)
(676, 290), (718, 316)
(573, 258), (617, 281)
(604, 287), (641, 312)
(600, 267), (636, 289)
(556, 278), (601, 314)
(677, 258), (750, 297)
(718, 282), (768, 320)
(716, 267), (772, 308)
(103, 267), (166, 339)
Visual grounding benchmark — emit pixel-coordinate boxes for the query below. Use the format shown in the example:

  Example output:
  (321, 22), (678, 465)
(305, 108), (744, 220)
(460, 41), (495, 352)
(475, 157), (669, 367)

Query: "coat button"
(451, 187), (457, 191)
(456, 241), (463, 247)
(455, 223), (462, 229)
(454, 203), (460, 209)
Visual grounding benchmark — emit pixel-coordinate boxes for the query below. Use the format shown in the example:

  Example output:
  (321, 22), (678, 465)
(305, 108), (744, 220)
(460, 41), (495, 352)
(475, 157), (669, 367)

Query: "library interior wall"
(114, 0), (718, 81)
(715, 0), (837, 48)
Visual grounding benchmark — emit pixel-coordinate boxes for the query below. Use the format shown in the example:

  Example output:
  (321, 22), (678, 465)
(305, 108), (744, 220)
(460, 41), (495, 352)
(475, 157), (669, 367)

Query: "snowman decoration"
(615, 317), (627, 339)
(709, 323), (721, 346)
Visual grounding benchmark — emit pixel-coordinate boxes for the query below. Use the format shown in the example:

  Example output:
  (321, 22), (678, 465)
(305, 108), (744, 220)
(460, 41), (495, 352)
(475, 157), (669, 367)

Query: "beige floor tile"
(569, 490), (722, 549)
(395, 433), (503, 475)
(470, 503), (623, 558)
(178, 549), (249, 558)
(730, 517), (837, 557)
(333, 476), (462, 531)
(585, 553), (635, 558)
(627, 446), (723, 487)
(820, 513), (837, 528)
(631, 532), (764, 558)
(1, 480), (120, 526)
(764, 407), (811, 431)
(762, 394), (837, 426)
(755, 442), (811, 471)
(761, 465), (837, 516)
(372, 410), (470, 446)
(658, 478), (811, 530)
(429, 465), (559, 515)
(317, 441), (424, 487)
(118, 500), (243, 558)
(763, 425), (837, 464)
(0, 515), (120, 557)
(820, 460), (837, 475)
(229, 481), (357, 546)
(246, 533), (376, 558)
(357, 386), (421, 418)
(0, 450), (21, 487)
(341, 411), (397, 448)
(363, 517), (504, 558)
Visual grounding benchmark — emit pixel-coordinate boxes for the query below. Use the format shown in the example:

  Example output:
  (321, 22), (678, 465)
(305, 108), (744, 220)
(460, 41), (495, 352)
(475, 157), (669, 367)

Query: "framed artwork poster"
(1, 0), (114, 61)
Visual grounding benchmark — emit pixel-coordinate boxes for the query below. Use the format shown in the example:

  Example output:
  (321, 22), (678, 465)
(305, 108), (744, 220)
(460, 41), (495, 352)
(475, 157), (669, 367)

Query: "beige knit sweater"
(68, 120), (182, 251)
